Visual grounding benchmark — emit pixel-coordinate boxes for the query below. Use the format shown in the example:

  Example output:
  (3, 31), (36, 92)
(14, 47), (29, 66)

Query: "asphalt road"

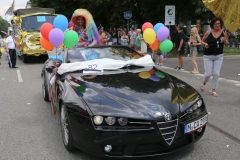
(153, 54), (240, 81)
(0, 53), (240, 160)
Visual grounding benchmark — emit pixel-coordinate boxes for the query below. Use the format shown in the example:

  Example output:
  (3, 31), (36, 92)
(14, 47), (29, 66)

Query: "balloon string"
(55, 47), (57, 62)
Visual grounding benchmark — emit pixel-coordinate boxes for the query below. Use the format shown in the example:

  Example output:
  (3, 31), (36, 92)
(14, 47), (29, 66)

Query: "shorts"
(190, 47), (198, 56)
(177, 49), (185, 55)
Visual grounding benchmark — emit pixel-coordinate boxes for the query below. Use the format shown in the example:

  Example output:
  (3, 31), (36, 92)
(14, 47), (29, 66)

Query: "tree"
(30, 0), (214, 28)
(0, 16), (10, 37)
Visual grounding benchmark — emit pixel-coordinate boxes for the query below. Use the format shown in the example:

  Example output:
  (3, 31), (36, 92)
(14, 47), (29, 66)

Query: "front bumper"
(67, 110), (208, 158)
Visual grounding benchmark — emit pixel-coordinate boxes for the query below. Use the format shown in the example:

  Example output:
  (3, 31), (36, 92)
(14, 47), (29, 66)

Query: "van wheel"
(22, 55), (28, 63)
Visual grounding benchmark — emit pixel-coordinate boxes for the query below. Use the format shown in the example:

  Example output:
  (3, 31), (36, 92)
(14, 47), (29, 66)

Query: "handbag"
(196, 36), (204, 52)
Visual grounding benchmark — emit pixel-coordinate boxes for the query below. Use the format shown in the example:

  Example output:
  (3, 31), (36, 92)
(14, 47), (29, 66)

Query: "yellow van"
(12, 8), (57, 63)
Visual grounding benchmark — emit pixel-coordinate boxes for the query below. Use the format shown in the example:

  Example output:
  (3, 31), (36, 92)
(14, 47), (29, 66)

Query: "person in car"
(70, 9), (101, 47)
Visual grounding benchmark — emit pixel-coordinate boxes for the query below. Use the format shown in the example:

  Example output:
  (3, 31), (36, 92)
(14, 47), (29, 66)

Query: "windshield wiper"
(27, 27), (39, 31)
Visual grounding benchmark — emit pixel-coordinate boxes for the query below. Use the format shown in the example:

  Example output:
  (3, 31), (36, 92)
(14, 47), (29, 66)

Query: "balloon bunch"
(40, 15), (79, 51)
(142, 22), (173, 53)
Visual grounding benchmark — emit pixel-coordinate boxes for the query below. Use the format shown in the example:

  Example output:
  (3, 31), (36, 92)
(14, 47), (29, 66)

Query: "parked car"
(41, 45), (208, 158)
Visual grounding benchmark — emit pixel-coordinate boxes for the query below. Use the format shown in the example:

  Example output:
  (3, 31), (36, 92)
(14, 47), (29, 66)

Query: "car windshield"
(21, 15), (56, 31)
(67, 46), (142, 63)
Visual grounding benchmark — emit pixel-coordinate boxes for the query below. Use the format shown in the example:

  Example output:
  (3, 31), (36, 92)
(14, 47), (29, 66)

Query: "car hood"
(66, 67), (200, 120)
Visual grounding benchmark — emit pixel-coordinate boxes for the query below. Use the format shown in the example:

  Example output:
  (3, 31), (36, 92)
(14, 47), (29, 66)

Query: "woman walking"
(188, 27), (201, 74)
(200, 17), (229, 97)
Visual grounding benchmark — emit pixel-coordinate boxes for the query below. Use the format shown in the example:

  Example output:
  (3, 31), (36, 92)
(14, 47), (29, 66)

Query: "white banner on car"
(57, 55), (154, 75)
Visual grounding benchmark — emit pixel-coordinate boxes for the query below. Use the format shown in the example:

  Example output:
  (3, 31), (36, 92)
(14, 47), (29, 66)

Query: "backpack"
(183, 42), (188, 54)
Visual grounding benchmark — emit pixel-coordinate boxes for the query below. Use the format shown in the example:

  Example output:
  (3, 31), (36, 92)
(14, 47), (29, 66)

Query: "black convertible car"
(42, 46), (208, 158)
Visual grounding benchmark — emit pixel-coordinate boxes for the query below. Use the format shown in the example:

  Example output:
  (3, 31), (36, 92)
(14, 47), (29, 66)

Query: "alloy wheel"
(61, 104), (69, 145)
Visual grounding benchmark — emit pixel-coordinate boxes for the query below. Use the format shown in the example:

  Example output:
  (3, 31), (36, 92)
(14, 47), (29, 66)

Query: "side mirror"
(46, 67), (53, 73)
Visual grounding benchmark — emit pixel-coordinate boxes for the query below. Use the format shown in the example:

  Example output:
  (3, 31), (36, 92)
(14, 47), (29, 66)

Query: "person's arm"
(178, 39), (184, 52)
(5, 38), (9, 52)
(222, 30), (229, 46)
(201, 30), (210, 48)
(88, 39), (97, 46)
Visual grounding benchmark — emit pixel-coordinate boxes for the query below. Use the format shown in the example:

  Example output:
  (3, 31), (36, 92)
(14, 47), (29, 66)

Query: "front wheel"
(42, 73), (49, 101)
(60, 103), (76, 151)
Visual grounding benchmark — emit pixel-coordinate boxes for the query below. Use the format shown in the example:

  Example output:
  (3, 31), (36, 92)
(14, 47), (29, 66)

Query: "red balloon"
(40, 37), (54, 51)
(142, 22), (153, 32)
(40, 23), (54, 41)
(149, 39), (161, 51)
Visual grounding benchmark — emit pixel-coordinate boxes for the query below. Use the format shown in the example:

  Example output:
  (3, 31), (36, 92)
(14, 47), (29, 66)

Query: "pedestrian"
(99, 30), (108, 45)
(118, 28), (123, 45)
(135, 29), (141, 50)
(106, 30), (113, 45)
(188, 27), (201, 74)
(200, 17), (229, 97)
(121, 31), (129, 46)
(6, 31), (17, 68)
(129, 28), (136, 49)
(174, 24), (185, 70)
(0, 35), (2, 64)
(112, 27), (118, 45)
(156, 50), (164, 66)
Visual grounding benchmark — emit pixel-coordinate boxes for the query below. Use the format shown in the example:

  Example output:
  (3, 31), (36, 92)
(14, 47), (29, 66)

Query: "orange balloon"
(149, 39), (161, 51)
(40, 37), (54, 51)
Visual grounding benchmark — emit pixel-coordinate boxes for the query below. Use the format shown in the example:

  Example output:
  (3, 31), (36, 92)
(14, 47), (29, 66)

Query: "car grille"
(157, 115), (178, 145)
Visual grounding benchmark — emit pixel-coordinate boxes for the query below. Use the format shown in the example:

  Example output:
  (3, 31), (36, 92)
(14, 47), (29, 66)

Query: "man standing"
(6, 31), (17, 68)
(129, 28), (136, 48)
(174, 24), (185, 70)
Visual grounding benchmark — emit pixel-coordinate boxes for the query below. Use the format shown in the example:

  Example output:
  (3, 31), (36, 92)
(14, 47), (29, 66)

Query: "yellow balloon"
(143, 28), (156, 44)
(139, 71), (151, 79)
(0, 47), (5, 54)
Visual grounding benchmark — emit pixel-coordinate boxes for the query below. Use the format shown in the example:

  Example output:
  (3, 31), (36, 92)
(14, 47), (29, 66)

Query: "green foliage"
(0, 16), (10, 37)
(30, 0), (214, 28)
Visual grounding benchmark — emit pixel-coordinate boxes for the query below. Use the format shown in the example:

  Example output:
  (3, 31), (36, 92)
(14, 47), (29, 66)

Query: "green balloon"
(63, 30), (79, 48)
(159, 40), (173, 53)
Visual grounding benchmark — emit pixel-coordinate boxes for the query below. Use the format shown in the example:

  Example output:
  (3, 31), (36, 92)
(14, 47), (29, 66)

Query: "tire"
(42, 73), (49, 101)
(22, 55), (28, 63)
(60, 103), (76, 151)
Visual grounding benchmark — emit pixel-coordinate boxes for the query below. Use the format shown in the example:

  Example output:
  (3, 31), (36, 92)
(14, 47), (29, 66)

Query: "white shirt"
(6, 36), (16, 49)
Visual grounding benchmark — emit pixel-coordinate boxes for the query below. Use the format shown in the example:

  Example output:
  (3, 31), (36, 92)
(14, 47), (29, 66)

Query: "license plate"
(184, 115), (208, 134)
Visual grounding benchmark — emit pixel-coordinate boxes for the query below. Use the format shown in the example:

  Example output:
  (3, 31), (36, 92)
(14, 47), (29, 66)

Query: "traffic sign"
(123, 11), (132, 20)
(165, 5), (175, 25)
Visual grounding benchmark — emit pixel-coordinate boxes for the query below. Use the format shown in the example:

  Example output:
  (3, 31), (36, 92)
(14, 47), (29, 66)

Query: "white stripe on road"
(17, 70), (23, 82)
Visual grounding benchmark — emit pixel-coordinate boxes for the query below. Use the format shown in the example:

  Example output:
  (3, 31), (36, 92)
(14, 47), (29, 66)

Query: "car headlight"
(105, 117), (116, 125)
(118, 118), (128, 126)
(93, 116), (103, 125)
(187, 99), (203, 113)
(197, 99), (202, 107)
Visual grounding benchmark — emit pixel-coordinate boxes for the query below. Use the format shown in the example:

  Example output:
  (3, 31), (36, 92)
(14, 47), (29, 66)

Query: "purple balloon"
(49, 28), (64, 47)
(150, 75), (160, 82)
(157, 26), (170, 42)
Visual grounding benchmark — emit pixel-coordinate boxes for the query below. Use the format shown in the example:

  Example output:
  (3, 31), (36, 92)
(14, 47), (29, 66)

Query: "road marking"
(16, 70), (23, 82)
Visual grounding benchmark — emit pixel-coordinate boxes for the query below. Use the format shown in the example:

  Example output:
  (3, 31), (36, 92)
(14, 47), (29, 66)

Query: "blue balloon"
(154, 23), (164, 33)
(53, 15), (68, 32)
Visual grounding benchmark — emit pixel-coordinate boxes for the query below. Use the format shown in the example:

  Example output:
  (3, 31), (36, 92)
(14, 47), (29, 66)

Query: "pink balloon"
(142, 22), (153, 32)
(157, 26), (170, 41)
(49, 28), (64, 47)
